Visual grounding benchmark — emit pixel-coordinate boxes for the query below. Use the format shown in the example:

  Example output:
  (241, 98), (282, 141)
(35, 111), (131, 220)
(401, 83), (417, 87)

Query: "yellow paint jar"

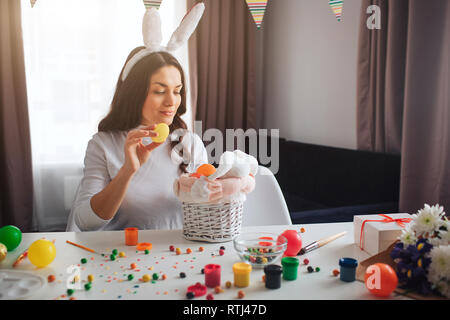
(233, 263), (252, 288)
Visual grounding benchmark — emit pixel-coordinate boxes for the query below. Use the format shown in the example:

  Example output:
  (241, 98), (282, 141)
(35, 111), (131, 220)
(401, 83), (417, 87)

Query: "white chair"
(242, 166), (292, 226)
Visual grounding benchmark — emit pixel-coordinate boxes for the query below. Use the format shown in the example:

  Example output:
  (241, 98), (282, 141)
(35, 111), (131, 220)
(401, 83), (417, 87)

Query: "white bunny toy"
(122, 2), (205, 82)
(207, 150), (259, 181)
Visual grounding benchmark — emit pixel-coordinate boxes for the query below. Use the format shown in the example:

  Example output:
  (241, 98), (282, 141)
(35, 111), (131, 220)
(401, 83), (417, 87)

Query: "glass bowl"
(233, 232), (288, 268)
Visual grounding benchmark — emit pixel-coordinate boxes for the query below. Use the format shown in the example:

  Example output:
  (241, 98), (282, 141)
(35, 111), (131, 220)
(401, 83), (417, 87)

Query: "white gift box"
(353, 213), (413, 256)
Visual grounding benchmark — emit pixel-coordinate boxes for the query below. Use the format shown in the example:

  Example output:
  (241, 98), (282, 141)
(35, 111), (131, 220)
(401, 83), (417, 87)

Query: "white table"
(0, 222), (407, 300)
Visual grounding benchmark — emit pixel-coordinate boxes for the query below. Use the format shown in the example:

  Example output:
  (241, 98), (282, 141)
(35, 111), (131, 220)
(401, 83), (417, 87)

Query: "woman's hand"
(123, 125), (164, 174)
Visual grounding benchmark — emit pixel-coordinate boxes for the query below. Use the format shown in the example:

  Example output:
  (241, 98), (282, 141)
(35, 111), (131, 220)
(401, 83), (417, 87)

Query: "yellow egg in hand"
(28, 239), (56, 268)
(152, 123), (170, 143)
(0, 243), (7, 263)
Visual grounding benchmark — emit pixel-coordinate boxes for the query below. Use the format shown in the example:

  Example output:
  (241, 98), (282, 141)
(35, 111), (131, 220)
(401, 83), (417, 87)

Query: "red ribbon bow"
(359, 214), (412, 251)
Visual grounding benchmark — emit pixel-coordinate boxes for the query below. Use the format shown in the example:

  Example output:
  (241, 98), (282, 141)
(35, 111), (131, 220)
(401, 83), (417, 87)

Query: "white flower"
(433, 279), (450, 299)
(429, 220), (450, 246)
(438, 220), (450, 244)
(399, 226), (417, 245)
(411, 204), (446, 237)
(428, 246), (450, 282)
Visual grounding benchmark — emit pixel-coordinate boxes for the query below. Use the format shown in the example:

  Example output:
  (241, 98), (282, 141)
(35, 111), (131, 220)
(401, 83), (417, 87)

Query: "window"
(21, 0), (190, 231)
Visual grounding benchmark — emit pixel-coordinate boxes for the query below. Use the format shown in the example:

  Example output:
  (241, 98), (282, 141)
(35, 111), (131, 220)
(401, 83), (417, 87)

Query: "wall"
(259, 0), (362, 150)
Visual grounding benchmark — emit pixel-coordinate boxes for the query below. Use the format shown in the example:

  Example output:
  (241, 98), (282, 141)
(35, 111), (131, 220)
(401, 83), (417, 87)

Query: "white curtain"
(21, 0), (191, 232)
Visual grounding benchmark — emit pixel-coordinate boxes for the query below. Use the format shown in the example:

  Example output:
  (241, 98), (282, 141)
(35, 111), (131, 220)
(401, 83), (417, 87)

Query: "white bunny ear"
(143, 7), (162, 50)
(121, 8), (163, 81)
(166, 2), (205, 52)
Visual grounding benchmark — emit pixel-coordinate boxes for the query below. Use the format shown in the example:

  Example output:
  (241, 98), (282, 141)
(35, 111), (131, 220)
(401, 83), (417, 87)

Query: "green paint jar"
(281, 257), (299, 281)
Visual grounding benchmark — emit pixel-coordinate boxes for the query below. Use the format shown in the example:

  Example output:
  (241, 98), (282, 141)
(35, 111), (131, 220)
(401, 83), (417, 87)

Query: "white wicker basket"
(182, 201), (244, 243)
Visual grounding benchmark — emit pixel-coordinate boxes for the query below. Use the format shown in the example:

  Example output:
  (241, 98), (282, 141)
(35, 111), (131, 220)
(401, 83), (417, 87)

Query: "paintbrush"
(297, 231), (347, 255)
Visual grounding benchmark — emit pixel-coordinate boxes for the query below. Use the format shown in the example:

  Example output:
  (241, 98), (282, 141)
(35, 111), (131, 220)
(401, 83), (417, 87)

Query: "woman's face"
(141, 65), (183, 127)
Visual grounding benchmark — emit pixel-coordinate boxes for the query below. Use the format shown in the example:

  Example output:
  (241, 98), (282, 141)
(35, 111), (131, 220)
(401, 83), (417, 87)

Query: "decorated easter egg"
(364, 263), (398, 297)
(0, 225), (22, 252)
(28, 239), (56, 268)
(152, 123), (170, 143)
(196, 164), (216, 177)
(278, 230), (302, 257)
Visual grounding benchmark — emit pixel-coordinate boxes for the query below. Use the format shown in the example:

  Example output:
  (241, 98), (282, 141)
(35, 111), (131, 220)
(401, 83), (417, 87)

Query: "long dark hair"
(99, 48), (188, 174)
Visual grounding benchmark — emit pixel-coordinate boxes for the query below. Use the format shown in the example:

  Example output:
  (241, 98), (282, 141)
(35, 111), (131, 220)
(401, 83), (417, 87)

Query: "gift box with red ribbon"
(353, 213), (413, 256)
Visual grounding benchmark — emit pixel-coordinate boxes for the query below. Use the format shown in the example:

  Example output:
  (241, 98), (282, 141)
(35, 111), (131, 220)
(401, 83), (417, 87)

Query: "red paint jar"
(204, 264), (221, 288)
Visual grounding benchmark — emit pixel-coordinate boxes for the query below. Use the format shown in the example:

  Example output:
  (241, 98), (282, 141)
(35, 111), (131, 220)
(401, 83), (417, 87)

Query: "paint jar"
(204, 264), (221, 288)
(339, 257), (358, 282)
(264, 264), (282, 289)
(281, 257), (299, 281)
(124, 228), (139, 246)
(233, 263), (252, 288)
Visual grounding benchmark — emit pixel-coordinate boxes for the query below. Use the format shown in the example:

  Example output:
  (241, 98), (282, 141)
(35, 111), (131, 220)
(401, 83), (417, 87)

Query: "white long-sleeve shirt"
(66, 130), (208, 232)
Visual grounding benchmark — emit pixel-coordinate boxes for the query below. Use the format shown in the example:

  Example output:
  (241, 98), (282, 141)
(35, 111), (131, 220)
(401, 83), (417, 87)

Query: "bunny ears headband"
(122, 2), (205, 82)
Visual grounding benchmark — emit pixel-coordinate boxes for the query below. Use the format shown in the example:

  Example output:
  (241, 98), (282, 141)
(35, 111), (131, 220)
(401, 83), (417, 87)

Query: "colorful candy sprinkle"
(186, 292), (195, 299)
(170, 245), (175, 252)
(225, 281), (232, 288)
(80, 258), (87, 264)
(180, 272), (186, 278)
(87, 274), (94, 282)
(237, 290), (245, 299)
(206, 293), (214, 300)
(303, 258), (310, 265)
(142, 274), (151, 282)
(307, 266), (314, 273)
(333, 269), (340, 277)
(48, 275), (56, 283)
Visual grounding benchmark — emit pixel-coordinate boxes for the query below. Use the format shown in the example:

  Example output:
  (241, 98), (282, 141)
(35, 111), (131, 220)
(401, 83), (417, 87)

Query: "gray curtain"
(187, 0), (258, 134)
(0, 0), (34, 231)
(357, 0), (450, 214)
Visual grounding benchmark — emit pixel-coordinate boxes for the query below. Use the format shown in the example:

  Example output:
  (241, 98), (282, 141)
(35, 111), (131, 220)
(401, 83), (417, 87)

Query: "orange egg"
(364, 263), (398, 297)
(196, 164), (216, 177)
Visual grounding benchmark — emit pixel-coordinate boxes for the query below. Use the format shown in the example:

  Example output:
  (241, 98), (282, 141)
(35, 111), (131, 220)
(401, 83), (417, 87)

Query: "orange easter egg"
(196, 164), (216, 177)
(364, 263), (398, 297)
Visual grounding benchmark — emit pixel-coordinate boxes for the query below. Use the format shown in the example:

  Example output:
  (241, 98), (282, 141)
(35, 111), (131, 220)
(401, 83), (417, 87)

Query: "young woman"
(66, 49), (208, 232)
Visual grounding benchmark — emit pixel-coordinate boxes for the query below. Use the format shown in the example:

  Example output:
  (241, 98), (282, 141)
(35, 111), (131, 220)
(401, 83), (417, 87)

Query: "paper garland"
(329, 0), (344, 22)
(246, 0), (268, 29)
(29, 1), (343, 27)
(143, 0), (163, 10)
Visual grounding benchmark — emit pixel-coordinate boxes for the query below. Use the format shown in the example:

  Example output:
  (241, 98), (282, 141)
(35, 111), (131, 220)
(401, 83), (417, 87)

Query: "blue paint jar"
(339, 258), (358, 282)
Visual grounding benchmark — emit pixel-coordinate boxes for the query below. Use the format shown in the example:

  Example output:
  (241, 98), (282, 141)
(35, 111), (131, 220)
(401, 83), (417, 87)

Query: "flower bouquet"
(356, 204), (449, 299)
(389, 204), (450, 298)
